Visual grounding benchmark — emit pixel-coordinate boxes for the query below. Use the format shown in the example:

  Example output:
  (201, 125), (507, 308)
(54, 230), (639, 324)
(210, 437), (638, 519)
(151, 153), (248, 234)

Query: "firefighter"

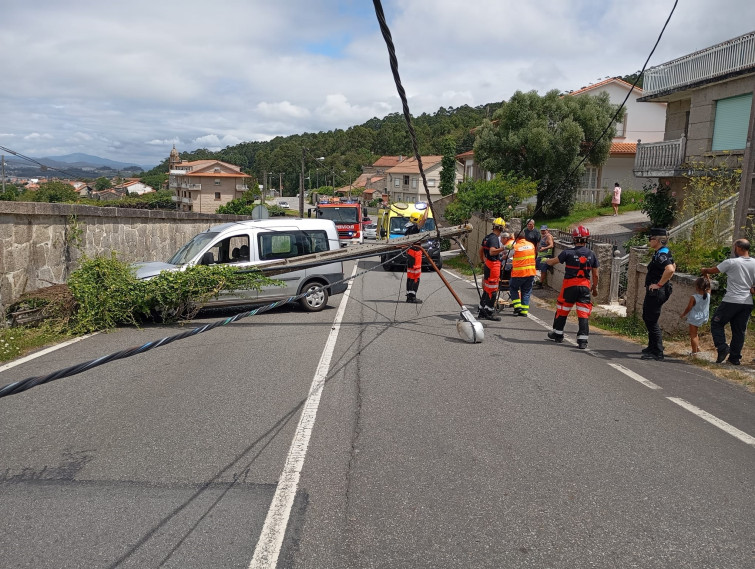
(404, 209), (427, 303)
(544, 225), (599, 349)
(477, 217), (507, 321)
(509, 230), (537, 316)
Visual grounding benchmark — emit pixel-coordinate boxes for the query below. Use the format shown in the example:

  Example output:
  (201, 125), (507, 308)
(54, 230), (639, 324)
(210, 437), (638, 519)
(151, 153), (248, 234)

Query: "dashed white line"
(667, 397), (755, 447)
(248, 264), (357, 569)
(607, 363), (663, 390)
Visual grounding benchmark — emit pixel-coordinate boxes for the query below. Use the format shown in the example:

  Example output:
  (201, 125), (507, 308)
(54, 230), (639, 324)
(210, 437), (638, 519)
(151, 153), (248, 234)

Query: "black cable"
(372, 0), (441, 242)
(0, 246), (416, 399)
(0, 144), (89, 181)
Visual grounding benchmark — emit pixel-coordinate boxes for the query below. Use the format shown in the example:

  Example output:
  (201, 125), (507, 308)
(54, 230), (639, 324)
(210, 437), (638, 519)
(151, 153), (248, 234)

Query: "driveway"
(579, 209), (649, 248)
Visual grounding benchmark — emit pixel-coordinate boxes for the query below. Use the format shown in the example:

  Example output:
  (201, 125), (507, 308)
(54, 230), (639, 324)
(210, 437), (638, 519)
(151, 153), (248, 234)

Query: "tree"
(474, 89), (622, 217)
(27, 181), (79, 203)
(95, 177), (112, 191)
(443, 174), (537, 225)
(439, 137), (458, 197)
(0, 183), (21, 201)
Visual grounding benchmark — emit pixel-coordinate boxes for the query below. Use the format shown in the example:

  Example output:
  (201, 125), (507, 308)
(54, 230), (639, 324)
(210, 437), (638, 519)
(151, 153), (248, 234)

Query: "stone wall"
(545, 238), (614, 304)
(624, 246), (716, 333)
(0, 201), (249, 314)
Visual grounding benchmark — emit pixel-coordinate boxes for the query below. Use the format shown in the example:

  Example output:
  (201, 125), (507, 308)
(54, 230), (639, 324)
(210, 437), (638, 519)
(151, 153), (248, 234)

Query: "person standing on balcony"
(612, 183), (622, 216)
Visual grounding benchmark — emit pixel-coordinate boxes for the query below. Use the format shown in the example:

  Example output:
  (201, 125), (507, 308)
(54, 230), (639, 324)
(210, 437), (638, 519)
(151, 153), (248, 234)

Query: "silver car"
(364, 223), (378, 239)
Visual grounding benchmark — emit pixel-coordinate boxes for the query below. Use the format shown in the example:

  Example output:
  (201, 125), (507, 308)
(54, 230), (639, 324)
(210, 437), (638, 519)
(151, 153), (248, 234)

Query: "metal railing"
(575, 188), (610, 204)
(642, 32), (755, 97)
(668, 193), (739, 244)
(634, 136), (686, 175)
(643, 30), (755, 97)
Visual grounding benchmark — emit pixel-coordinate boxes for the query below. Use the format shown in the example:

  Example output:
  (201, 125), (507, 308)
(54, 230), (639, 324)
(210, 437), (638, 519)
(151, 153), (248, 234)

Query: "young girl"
(680, 276), (711, 355)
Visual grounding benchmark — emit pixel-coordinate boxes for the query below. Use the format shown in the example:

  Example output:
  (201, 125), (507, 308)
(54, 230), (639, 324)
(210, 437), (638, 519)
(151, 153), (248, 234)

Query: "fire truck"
(308, 199), (365, 246)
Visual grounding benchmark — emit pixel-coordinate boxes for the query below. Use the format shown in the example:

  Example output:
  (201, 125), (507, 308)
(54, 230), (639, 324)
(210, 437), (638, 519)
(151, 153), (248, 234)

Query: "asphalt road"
(1, 257), (753, 568)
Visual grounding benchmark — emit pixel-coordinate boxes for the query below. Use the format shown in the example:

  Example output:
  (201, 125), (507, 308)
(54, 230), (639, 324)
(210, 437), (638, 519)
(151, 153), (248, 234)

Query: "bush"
(641, 181), (676, 227)
(67, 255), (149, 332)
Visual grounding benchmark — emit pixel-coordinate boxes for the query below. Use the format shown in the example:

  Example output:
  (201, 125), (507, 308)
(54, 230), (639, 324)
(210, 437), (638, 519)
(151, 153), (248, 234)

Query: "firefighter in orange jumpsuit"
(405, 210), (427, 303)
(477, 217), (507, 320)
(544, 225), (600, 349)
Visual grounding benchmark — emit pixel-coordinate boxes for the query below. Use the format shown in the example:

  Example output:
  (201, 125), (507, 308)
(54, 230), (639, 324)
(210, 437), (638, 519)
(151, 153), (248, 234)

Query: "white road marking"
(249, 264), (357, 569)
(0, 333), (98, 374)
(667, 397), (755, 447)
(608, 363), (663, 390)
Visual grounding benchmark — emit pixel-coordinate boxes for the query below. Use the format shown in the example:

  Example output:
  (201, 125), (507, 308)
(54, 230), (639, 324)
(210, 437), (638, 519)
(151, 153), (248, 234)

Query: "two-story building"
(385, 155), (463, 203)
(633, 30), (755, 232)
(168, 146), (252, 213)
(569, 78), (667, 200)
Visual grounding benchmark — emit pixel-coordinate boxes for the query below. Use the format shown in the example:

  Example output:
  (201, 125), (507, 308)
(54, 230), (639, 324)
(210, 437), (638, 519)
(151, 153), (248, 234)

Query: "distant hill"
(41, 153), (146, 170)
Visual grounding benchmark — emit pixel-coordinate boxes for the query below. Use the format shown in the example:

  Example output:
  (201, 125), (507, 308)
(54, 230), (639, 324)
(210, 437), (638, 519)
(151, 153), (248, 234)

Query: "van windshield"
(389, 217), (436, 235)
(168, 232), (220, 265)
(317, 207), (359, 224)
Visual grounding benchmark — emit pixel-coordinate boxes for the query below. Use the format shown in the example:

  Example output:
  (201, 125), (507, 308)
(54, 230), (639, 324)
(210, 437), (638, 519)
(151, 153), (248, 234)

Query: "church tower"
(169, 145), (180, 170)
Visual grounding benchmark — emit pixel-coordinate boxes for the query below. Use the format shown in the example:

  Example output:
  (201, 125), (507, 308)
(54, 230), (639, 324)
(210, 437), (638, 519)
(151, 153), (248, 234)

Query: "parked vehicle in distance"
(377, 201), (442, 270)
(133, 219), (347, 312)
(278, 201), (290, 209)
(364, 223), (378, 239)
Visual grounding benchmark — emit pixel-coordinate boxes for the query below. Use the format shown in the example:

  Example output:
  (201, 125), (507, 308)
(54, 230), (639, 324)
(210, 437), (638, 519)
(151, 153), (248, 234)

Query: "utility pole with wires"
(2, 155), (5, 193)
(300, 147), (305, 216)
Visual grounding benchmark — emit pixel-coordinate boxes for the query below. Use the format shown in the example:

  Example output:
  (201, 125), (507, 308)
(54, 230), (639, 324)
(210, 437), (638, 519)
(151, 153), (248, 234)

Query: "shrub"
(640, 181), (676, 227)
(68, 254), (149, 332)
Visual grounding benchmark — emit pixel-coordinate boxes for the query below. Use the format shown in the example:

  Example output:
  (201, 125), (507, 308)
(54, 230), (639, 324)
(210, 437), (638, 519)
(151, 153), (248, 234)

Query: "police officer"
(641, 228), (675, 361)
(405, 210), (427, 303)
(477, 217), (506, 321)
(544, 225), (599, 349)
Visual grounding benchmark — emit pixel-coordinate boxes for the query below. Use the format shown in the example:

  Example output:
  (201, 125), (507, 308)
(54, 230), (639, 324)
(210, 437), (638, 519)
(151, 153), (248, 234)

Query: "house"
(167, 146), (252, 213)
(115, 180), (155, 196)
(633, 30), (755, 232)
(385, 155), (463, 203)
(568, 78), (667, 201)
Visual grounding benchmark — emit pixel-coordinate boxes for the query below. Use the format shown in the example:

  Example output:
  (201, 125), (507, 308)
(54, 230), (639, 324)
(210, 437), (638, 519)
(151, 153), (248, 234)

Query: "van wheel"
(300, 282), (329, 312)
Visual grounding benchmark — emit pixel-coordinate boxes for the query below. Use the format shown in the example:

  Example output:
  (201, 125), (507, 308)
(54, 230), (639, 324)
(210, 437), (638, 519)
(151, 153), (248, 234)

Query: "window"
(615, 113), (627, 137)
(214, 167), (221, 173)
(214, 192), (221, 200)
(428, 179), (435, 187)
(712, 93), (752, 151)
(214, 179), (221, 186)
(394, 178), (400, 187)
(580, 166), (598, 189)
(258, 230), (328, 260)
(403, 175), (410, 185)
(411, 177), (417, 188)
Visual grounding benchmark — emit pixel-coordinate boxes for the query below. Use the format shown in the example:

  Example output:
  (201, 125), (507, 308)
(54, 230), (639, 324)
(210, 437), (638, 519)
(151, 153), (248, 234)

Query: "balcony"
(633, 136), (686, 177)
(170, 195), (193, 204)
(641, 31), (755, 98)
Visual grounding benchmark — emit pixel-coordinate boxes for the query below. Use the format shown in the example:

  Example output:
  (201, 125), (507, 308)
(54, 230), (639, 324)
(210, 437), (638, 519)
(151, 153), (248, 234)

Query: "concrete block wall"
(0, 202), (248, 315)
(545, 239), (614, 304)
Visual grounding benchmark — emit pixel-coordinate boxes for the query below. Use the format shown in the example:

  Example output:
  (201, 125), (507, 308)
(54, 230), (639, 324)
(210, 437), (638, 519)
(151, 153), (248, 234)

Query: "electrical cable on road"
(0, 246), (422, 400)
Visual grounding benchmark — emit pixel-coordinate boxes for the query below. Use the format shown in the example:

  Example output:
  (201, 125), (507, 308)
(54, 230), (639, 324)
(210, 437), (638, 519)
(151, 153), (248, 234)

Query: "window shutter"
(712, 94), (752, 151)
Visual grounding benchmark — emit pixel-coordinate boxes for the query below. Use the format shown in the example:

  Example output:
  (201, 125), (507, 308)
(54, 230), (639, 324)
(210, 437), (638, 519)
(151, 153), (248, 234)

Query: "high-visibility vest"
(511, 239), (537, 278)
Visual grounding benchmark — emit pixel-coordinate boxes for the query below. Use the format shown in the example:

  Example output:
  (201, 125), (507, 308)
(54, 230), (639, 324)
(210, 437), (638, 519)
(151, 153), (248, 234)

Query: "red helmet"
(571, 225), (590, 240)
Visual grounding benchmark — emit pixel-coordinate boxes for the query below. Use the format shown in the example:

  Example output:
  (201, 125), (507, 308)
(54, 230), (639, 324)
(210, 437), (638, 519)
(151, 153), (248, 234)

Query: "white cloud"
(1, 0), (753, 167)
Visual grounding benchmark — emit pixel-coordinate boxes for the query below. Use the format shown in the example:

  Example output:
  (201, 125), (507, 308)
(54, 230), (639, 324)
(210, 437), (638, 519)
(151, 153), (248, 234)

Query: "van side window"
(258, 230), (329, 260)
(207, 235), (250, 264)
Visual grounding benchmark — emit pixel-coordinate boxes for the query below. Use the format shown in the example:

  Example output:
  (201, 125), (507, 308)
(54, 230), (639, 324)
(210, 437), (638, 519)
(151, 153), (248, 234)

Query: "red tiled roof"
(386, 156), (443, 174)
(184, 171), (250, 178)
(372, 156), (403, 168)
(569, 77), (643, 96)
(456, 150), (474, 159)
(610, 142), (637, 154)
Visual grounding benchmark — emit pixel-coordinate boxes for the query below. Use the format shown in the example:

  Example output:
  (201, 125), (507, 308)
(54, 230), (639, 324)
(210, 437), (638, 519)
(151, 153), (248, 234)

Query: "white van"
(133, 218), (347, 312)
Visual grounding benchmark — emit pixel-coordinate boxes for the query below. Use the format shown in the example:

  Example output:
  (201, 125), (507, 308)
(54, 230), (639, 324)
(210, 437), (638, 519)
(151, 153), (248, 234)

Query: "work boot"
(547, 331), (563, 343)
(716, 346), (730, 363)
(641, 346), (653, 355)
(406, 296), (422, 304)
(577, 340), (588, 350)
(480, 310), (500, 321)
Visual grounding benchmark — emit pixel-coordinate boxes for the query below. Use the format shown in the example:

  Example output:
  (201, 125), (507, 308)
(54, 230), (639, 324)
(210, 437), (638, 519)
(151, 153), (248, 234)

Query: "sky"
(2, 0), (754, 169)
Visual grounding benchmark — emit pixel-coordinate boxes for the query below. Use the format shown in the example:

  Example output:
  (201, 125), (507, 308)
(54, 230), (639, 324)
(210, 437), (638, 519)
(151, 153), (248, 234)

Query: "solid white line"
(0, 333), (98, 375)
(667, 397), (755, 447)
(608, 363), (663, 390)
(248, 264), (357, 569)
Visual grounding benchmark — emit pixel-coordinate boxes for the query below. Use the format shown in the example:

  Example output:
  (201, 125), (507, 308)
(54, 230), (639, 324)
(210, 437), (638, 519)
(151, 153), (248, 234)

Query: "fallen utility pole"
(252, 224), (472, 277)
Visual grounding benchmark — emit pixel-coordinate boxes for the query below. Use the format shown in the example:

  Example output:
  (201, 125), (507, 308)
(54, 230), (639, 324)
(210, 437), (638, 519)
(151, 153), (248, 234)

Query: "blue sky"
(1, 0), (753, 168)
